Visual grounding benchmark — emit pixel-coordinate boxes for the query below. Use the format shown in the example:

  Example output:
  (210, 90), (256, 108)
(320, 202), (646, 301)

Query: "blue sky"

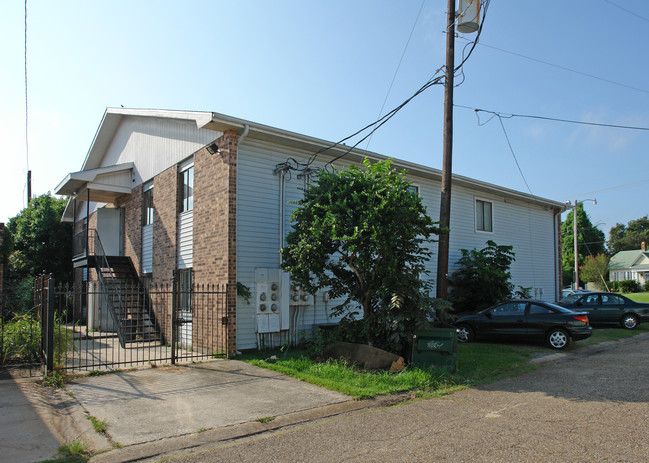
(1, 0), (648, 245)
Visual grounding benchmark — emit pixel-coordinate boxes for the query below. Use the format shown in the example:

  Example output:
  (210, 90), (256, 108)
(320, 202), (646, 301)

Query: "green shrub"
(1, 313), (75, 367)
(644, 281), (649, 292)
(610, 280), (639, 293)
(0, 314), (41, 364)
(449, 241), (517, 313)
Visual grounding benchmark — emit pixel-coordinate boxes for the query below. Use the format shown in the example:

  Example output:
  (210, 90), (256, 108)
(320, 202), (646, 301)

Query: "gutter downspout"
(238, 123), (250, 143)
(554, 207), (563, 301)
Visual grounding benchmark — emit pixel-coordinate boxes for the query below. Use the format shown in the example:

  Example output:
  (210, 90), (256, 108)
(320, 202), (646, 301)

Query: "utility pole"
(27, 170), (32, 205)
(436, 0), (456, 299)
(572, 200), (578, 290)
(570, 198), (597, 290)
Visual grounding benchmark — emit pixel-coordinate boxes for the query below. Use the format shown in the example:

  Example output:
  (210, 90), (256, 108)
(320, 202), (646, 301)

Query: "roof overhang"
(203, 111), (567, 212)
(63, 107), (566, 220)
(55, 162), (134, 204)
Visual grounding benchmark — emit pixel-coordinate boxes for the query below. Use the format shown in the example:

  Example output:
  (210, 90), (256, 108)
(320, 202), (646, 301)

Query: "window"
(142, 186), (154, 226)
(407, 185), (419, 195)
(601, 294), (623, 305)
(176, 268), (193, 311)
(583, 294), (599, 305)
(476, 199), (493, 232)
(180, 166), (194, 212)
(529, 304), (553, 315)
(491, 302), (525, 316)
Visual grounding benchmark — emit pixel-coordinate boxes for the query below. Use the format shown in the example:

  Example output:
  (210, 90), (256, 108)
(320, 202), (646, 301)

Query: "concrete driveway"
(4, 333), (648, 462)
(64, 360), (350, 448)
(0, 376), (62, 463)
(167, 335), (649, 463)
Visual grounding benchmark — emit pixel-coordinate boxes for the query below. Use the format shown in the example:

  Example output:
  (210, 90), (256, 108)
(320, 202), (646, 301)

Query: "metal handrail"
(89, 229), (131, 347)
(72, 229), (88, 259)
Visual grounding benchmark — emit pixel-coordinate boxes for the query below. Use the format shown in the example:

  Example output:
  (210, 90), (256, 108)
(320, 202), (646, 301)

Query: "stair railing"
(89, 229), (130, 347)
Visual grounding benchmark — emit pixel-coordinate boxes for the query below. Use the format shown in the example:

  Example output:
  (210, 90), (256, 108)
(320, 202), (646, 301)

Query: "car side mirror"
(575, 301), (582, 306)
(485, 312), (492, 319)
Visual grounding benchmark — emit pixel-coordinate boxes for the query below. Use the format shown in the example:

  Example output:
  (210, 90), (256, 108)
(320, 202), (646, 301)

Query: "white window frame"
(142, 181), (154, 226)
(406, 184), (420, 196)
(475, 197), (494, 233)
(179, 159), (194, 213)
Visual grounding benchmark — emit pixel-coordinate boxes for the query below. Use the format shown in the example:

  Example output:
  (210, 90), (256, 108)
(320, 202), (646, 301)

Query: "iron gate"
(31, 274), (229, 375)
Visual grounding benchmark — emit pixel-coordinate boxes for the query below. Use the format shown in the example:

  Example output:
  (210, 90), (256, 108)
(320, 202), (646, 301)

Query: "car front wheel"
(546, 328), (569, 350)
(456, 324), (474, 343)
(621, 314), (639, 330)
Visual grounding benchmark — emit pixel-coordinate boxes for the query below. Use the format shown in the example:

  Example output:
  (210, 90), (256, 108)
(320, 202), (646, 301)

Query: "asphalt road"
(170, 337), (649, 463)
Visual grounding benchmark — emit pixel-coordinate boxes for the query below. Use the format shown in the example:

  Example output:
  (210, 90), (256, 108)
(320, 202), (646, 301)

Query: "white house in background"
(55, 108), (566, 354)
(608, 243), (649, 286)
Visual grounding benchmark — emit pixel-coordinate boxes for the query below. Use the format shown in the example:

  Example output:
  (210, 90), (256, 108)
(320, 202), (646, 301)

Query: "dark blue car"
(558, 292), (649, 329)
(454, 299), (593, 350)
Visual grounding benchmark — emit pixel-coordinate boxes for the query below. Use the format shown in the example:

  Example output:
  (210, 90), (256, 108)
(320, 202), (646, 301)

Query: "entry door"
(97, 208), (124, 256)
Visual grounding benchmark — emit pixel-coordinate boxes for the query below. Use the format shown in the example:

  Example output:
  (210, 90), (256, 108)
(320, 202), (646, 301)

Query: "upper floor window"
(180, 166), (194, 212)
(142, 185), (154, 226)
(476, 199), (493, 233)
(406, 185), (419, 196)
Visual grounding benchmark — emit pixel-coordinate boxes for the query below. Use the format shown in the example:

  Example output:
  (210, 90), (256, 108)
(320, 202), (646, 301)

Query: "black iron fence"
(1, 275), (228, 377)
(0, 287), (43, 378)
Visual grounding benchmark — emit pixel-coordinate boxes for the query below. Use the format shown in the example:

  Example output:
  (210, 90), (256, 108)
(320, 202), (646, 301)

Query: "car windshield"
(561, 294), (582, 304)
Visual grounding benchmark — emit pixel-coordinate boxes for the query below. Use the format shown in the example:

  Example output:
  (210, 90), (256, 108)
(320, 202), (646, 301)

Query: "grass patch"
(87, 369), (121, 377)
(579, 323), (649, 347)
(455, 342), (542, 385)
(240, 323), (649, 400)
(38, 439), (91, 462)
(623, 292), (649, 303)
(256, 416), (276, 423)
(40, 371), (68, 389)
(240, 342), (544, 400)
(243, 354), (454, 399)
(86, 414), (107, 434)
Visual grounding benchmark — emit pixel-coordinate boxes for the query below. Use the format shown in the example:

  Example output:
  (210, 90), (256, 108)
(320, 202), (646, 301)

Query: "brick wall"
(116, 185), (143, 274)
(152, 165), (179, 286)
(194, 130), (238, 356)
(149, 164), (179, 343)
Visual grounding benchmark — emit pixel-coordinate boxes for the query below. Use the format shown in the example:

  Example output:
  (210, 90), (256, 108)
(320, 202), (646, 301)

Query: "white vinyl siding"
(99, 116), (218, 187)
(142, 224), (153, 274)
(236, 140), (357, 350)
(178, 210), (193, 269)
(235, 138), (559, 349)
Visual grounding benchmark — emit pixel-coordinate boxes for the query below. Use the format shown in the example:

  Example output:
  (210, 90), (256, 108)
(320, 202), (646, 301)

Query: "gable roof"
(608, 249), (649, 270)
(57, 107), (568, 213)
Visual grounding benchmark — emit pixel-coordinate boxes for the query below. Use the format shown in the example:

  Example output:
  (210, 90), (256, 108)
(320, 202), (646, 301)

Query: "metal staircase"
(89, 230), (162, 347)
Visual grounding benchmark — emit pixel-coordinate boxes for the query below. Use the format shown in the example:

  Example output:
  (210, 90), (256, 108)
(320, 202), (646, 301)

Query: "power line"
(319, 0), (490, 170)
(565, 178), (649, 198)
(24, 0), (29, 171)
(323, 70), (445, 169)
(455, 104), (649, 131)
(603, 0), (649, 23)
(277, 0), (490, 174)
(496, 115), (533, 195)
(24, 0), (30, 208)
(457, 37), (649, 96)
(365, 0), (426, 151)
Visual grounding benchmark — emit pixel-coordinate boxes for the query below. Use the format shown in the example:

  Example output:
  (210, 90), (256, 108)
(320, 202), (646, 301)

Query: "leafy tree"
(281, 159), (440, 350)
(579, 254), (610, 285)
(561, 203), (605, 286)
(608, 216), (649, 255)
(448, 240), (520, 313)
(5, 194), (72, 311)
